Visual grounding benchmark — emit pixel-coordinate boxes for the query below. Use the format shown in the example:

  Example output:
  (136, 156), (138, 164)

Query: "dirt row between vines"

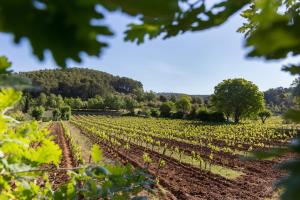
(154, 136), (289, 178)
(73, 123), (281, 200)
(45, 122), (77, 190)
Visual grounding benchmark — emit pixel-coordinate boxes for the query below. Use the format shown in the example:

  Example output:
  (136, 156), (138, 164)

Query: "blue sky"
(0, 10), (297, 95)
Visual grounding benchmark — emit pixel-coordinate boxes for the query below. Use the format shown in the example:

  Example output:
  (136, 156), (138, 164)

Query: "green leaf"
(0, 56), (12, 74)
(92, 166), (111, 176)
(282, 64), (300, 75)
(91, 145), (103, 164)
(0, 88), (22, 113)
(28, 140), (62, 167)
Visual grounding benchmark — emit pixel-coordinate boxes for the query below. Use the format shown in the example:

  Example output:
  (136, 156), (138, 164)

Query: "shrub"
(258, 110), (272, 123)
(8, 110), (26, 121)
(160, 101), (175, 117)
(42, 117), (52, 122)
(188, 104), (200, 119)
(30, 106), (45, 121)
(150, 108), (160, 117)
(137, 109), (151, 118)
(198, 110), (210, 121)
(52, 108), (61, 121)
(172, 111), (185, 119)
(175, 96), (192, 114)
(209, 112), (226, 122)
(61, 106), (71, 120)
(198, 110), (226, 123)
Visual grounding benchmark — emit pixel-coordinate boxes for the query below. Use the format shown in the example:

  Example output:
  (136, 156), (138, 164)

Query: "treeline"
(16, 92), (209, 119)
(263, 76), (300, 115)
(264, 87), (294, 115)
(18, 68), (143, 99)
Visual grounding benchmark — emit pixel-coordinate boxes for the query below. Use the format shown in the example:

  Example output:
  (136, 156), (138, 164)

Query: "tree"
(212, 78), (264, 123)
(36, 93), (47, 107)
(160, 101), (175, 117)
(56, 95), (65, 108)
(87, 96), (104, 109)
(48, 94), (57, 108)
(52, 108), (61, 121)
(175, 96), (192, 114)
(60, 106), (71, 120)
(258, 110), (272, 123)
(104, 95), (124, 110)
(192, 96), (203, 105)
(170, 95), (177, 103)
(69, 97), (84, 109)
(124, 96), (138, 113)
(30, 106), (44, 121)
(144, 91), (156, 102)
(159, 95), (168, 102)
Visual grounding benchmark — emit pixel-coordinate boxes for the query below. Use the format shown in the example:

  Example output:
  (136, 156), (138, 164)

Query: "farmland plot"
(68, 115), (296, 200)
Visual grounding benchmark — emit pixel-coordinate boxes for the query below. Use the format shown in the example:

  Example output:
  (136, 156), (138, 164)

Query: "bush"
(150, 108), (160, 117)
(137, 109), (151, 118)
(198, 110), (210, 121)
(61, 106), (71, 120)
(198, 110), (225, 123)
(258, 110), (272, 123)
(31, 106), (45, 121)
(187, 105), (199, 119)
(172, 111), (185, 119)
(42, 117), (52, 122)
(160, 101), (175, 117)
(209, 112), (226, 122)
(8, 111), (26, 121)
(52, 108), (61, 121)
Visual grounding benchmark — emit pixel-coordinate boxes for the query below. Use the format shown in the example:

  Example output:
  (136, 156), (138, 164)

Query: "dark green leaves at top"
(98, 0), (179, 20)
(0, 0), (113, 67)
(0, 56), (12, 74)
(125, 23), (161, 45)
(282, 64), (300, 75)
(239, 0), (300, 60)
(124, 0), (250, 43)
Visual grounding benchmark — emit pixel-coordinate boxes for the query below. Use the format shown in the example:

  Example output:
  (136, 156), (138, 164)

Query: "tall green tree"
(175, 95), (192, 114)
(160, 101), (175, 117)
(212, 78), (264, 123)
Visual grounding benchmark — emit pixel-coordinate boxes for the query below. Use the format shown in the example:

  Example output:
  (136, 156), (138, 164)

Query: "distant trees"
(264, 87), (293, 115)
(175, 96), (192, 114)
(52, 108), (61, 121)
(212, 79), (264, 123)
(30, 106), (45, 121)
(20, 68), (143, 99)
(160, 101), (175, 117)
(124, 97), (138, 114)
(104, 95), (124, 111)
(87, 96), (104, 109)
(61, 106), (71, 120)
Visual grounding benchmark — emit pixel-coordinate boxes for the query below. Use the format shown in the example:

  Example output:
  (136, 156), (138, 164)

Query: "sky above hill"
(0, 8), (297, 94)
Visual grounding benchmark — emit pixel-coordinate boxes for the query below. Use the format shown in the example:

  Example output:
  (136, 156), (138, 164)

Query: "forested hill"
(19, 68), (143, 99)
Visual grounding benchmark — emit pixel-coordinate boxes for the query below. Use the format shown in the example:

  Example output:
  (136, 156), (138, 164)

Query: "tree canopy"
(19, 68), (143, 99)
(211, 78), (264, 123)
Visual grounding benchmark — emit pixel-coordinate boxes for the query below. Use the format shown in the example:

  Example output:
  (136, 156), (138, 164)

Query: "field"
(45, 115), (297, 200)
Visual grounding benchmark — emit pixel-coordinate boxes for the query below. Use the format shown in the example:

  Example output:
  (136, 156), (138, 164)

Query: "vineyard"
(58, 115), (297, 200)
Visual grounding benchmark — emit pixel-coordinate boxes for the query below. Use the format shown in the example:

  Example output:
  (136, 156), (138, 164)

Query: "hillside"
(19, 68), (143, 99)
